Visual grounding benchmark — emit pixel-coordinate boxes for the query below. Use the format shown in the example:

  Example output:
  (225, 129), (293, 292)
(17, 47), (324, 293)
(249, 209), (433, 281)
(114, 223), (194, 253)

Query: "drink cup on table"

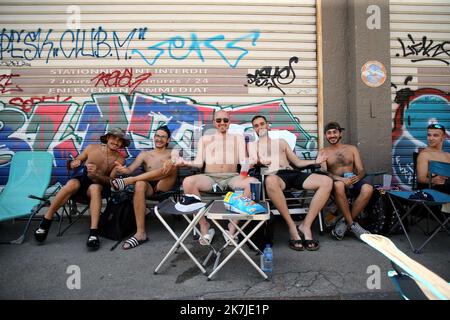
(383, 174), (392, 189)
(240, 159), (251, 177)
(250, 182), (261, 202)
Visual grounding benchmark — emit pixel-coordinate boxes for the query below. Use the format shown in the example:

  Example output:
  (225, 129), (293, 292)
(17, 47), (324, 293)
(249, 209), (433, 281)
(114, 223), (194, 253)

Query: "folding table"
(205, 200), (271, 280)
(153, 198), (217, 275)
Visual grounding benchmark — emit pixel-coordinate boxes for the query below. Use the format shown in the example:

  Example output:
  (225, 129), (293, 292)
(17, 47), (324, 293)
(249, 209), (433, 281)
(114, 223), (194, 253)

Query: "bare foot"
(297, 223), (320, 251)
(199, 219), (211, 236)
(228, 222), (237, 237)
(289, 224), (302, 241)
(122, 232), (147, 249)
(297, 223), (313, 241)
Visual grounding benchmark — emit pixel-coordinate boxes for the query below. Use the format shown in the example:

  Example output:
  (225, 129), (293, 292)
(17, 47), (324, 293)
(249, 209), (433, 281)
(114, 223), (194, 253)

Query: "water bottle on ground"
(261, 244), (273, 274)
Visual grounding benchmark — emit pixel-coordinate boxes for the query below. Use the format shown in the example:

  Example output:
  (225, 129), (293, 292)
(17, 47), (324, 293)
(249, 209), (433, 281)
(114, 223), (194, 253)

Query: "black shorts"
(418, 180), (450, 195)
(147, 180), (159, 192)
(348, 179), (370, 197)
(275, 169), (311, 190)
(147, 180), (172, 198)
(71, 166), (110, 199)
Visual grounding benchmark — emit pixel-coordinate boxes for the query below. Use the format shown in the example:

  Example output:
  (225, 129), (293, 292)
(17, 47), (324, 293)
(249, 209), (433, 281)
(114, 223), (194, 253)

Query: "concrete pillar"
(321, 0), (392, 175)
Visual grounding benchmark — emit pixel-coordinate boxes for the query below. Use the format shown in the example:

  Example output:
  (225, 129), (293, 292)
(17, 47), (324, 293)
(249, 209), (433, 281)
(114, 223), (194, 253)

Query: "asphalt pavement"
(1, 211), (449, 300)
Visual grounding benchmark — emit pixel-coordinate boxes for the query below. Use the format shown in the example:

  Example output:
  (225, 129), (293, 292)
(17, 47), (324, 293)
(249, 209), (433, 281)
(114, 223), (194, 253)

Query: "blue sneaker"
(223, 192), (266, 214)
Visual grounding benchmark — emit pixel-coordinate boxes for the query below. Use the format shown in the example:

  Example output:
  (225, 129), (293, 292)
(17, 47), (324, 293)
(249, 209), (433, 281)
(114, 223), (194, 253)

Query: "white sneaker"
(175, 194), (205, 212)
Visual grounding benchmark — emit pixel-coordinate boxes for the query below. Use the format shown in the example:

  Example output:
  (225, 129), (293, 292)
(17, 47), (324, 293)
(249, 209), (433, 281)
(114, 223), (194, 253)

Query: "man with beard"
(417, 123), (450, 194)
(110, 125), (177, 250)
(249, 115), (332, 251)
(34, 127), (129, 250)
(319, 122), (372, 241)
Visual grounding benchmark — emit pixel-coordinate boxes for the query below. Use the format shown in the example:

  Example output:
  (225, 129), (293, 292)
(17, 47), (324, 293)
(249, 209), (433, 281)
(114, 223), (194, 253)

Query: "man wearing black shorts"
(319, 122), (372, 241)
(249, 115), (333, 251)
(34, 127), (129, 250)
(110, 125), (177, 250)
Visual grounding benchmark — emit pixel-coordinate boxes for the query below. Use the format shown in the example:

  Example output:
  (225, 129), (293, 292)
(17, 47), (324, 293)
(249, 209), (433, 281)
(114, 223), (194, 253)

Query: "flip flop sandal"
(199, 228), (215, 246)
(296, 224), (306, 242)
(111, 178), (125, 191)
(122, 236), (149, 250)
(296, 224), (319, 251)
(86, 235), (100, 250)
(34, 218), (52, 243)
(288, 239), (305, 251)
(304, 239), (320, 251)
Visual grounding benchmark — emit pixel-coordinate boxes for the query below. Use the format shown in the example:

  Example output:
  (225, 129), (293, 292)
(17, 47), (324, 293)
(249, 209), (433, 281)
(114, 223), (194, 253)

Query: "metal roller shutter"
(390, 0), (450, 189)
(0, 0), (319, 183)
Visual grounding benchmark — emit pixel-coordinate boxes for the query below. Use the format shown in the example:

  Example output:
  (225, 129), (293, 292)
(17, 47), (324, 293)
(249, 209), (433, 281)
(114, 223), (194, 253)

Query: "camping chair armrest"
(28, 194), (48, 202)
(364, 171), (387, 178)
(364, 171), (387, 185)
(28, 194), (51, 206)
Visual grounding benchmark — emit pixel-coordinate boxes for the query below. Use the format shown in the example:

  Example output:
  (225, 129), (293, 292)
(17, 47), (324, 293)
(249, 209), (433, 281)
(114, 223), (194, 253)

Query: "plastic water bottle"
(261, 244), (273, 273)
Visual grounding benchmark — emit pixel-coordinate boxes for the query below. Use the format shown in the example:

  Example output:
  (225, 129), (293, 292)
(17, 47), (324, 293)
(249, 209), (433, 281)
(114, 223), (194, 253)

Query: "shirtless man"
(110, 125), (177, 250)
(417, 123), (450, 194)
(34, 127), (129, 250)
(174, 110), (259, 245)
(249, 115), (332, 251)
(319, 121), (372, 241)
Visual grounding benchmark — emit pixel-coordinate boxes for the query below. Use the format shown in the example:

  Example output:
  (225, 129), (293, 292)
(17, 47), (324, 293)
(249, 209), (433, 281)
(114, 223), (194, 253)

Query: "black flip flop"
(86, 235), (100, 250)
(288, 239), (305, 251)
(304, 239), (320, 251)
(111, 178), (125, 191)
(297, 224), (320, 251)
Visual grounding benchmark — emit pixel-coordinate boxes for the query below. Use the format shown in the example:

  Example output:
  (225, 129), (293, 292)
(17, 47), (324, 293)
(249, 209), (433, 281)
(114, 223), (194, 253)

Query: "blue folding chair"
(0, 151), (55, 244)
(386, 160), (450, 253)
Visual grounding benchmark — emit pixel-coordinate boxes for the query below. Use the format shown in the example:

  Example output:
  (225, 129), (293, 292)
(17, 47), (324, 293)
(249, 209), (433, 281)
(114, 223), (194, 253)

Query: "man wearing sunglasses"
(417, 123), (450, 194)
(109, 125), (178, 250)
(174, 110), (259, 245)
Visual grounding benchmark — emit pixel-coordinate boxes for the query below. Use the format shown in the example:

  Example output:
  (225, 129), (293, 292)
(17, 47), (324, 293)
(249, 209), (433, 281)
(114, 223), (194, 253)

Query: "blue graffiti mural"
(392, 85), (450, 189)
(131, 31), (260, 68)
(0, 28), (260, 68)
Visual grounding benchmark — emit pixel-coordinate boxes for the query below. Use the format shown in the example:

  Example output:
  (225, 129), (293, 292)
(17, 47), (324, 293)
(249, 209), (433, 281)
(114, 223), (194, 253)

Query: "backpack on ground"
(360, 188), (406, 235)
(99, 189), (136, 250)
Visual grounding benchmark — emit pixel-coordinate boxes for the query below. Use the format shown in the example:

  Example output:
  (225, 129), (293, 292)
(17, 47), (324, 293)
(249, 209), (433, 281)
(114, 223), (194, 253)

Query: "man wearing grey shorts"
(174, 109), (259, 245)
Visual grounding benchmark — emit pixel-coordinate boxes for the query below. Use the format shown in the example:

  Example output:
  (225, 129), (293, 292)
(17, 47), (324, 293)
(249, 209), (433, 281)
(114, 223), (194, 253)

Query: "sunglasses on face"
(428, 123), (445, 130)
(215, 118), (229, 124)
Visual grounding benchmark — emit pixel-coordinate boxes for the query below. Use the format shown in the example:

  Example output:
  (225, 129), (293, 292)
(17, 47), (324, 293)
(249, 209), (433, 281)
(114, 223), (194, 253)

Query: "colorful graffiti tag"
(0, 93), (317, 185)
(0, 27), (260, 68)
(391, 81), (450, 189)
